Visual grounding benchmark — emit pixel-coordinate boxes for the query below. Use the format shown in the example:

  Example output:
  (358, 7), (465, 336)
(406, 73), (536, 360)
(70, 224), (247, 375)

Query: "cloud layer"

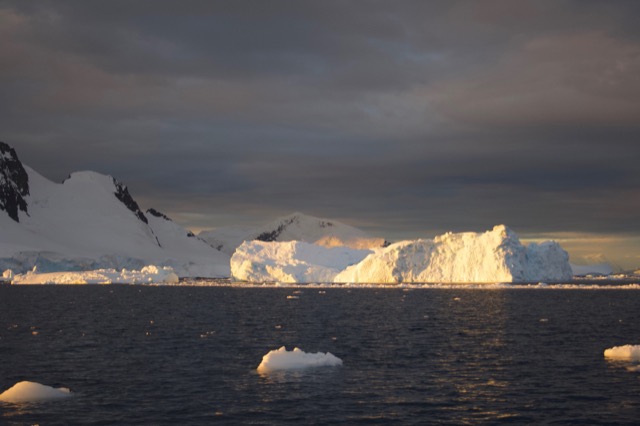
(1, 1), (639, 267)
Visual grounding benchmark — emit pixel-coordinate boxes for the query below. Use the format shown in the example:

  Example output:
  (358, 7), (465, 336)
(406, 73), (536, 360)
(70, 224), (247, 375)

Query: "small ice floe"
(604, 345), (640, 361)
(257, 346), (343, 373)
(0, 381), (72, 403)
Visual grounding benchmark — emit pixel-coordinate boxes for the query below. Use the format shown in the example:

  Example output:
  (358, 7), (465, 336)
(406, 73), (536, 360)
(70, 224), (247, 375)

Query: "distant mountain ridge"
(0, 141), (229, 277)
(199, 212), (388, 256)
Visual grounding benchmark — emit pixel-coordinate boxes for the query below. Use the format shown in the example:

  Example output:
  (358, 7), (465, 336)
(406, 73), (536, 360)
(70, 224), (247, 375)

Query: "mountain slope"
(0, 142), (229, 277)
(200, 212), (388, 256)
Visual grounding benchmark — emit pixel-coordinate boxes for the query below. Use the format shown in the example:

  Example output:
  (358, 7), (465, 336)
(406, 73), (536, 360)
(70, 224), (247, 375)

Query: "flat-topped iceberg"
(231, 225), (573, 283)
(10, 265), (179, 285)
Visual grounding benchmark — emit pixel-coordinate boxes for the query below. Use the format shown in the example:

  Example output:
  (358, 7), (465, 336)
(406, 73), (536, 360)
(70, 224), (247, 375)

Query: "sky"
(1, 0), (639, 269)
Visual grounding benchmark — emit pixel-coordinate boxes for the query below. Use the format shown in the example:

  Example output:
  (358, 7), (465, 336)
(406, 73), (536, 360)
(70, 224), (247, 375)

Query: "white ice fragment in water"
(604, 345), (640, 361)
(257, 346), (343, 373)
(0, 381), (72, 403)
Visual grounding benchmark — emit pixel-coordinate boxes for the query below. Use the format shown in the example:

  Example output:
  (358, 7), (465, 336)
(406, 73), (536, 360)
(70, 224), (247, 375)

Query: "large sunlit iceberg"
(257, 346), (343, 373)
(232, 225), (573, 283)
(0, 381), (72, 403)
(336, 225), (572, 283)
(10, 265), (179, 285)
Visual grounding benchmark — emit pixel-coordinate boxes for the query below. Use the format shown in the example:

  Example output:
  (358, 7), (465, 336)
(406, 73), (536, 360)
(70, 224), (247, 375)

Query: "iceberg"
(0, 381), (72, 403)
(231, 240), (371, 283)
(10, 265), (180, 285)
(257, 346), (343, 373)
(335, 225), (572, 283)
(232, 225), (573, 283)
(604, 345), (640, 361)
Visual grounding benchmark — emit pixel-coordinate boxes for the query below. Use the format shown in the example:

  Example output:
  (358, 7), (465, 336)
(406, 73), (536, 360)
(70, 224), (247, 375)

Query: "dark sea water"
(1, 285), (640, 425)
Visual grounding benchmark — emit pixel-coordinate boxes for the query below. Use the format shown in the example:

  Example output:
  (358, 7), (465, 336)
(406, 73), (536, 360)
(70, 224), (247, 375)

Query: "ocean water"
(1, 285), (640, 425)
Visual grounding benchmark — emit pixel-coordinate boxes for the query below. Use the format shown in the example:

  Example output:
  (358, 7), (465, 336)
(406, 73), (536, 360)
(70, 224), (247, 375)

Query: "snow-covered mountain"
(200, 212), (388, 256)
(0, 141), (229, 277)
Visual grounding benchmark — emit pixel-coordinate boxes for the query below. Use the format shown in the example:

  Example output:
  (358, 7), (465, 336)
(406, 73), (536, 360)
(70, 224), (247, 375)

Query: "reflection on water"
(0, 286), (640, 424)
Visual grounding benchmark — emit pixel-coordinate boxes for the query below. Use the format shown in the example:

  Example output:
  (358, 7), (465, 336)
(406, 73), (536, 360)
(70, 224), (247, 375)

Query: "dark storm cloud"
(1, 0), (640, 266)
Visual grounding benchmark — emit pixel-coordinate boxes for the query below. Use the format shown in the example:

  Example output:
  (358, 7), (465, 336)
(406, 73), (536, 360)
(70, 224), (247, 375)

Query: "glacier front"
(231, 225), (573, 283)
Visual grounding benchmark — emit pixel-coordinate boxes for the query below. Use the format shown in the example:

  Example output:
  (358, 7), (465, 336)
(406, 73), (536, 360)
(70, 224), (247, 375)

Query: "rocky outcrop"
(0, 141), (29, 222)
(114, 179), (148, 224)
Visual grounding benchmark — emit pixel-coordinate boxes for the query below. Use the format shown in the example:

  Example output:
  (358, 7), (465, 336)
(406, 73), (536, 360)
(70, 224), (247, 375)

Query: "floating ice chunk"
(2, 269), (13, 280)
(0, 381), (72, 403)
(604, 345), (640, 361)
(257, 346), (343, 373)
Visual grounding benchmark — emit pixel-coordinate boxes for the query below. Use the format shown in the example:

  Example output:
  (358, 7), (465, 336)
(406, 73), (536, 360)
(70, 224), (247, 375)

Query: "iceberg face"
(231, 240), (372, 283)
(523, 241), (573, 282)
(336, 225), (572, 283)
(232, 225), (573, 283)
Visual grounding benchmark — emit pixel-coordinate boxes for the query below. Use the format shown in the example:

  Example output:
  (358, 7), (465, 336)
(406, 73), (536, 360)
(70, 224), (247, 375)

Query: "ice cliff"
(231, 225), (573, 283)
(231, 240), (372, 283)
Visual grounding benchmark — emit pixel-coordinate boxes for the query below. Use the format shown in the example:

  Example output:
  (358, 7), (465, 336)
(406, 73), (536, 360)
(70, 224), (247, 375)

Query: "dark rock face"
(147, 207), (196, 238)
(147, 208), (171, 221)
(0, 141), (30, 222)
(113, 179), (148, 224)
(256, 216), (298, 242)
